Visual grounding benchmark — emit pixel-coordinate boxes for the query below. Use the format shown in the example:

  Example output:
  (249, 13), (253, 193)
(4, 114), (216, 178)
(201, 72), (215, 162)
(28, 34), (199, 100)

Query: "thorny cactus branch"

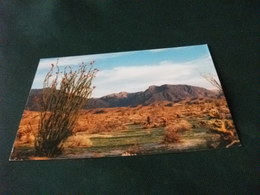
(35, 60), (98, 157)
(201, 73), (223, 93)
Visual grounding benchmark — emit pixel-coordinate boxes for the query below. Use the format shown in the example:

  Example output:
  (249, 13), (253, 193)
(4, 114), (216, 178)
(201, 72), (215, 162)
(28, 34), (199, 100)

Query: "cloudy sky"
(31, 44), (220, 98)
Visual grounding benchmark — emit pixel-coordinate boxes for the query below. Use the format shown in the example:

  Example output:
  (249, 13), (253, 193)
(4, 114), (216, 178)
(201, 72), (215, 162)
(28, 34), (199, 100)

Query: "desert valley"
(11, 84), (240, 160)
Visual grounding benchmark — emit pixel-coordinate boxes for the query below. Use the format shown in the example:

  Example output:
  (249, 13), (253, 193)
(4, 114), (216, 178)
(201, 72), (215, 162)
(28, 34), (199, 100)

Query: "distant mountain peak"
(148, 85), (158, 89)
(26, 84), (219, 111)
(105, 91), (129, 98)
(87, 84), (218, 108)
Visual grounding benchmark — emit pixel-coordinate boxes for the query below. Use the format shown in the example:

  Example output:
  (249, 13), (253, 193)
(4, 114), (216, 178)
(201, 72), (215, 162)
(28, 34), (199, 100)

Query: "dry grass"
(14, 97), (237, 148)
(14, 111), (40, 147)
(164, 119), (192, 143)
(63, 134), (92, 148)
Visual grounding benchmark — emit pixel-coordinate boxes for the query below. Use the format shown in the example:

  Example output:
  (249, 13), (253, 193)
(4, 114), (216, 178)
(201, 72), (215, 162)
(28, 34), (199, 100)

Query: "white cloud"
(32, 51), (132, 88)
(92, 56), (219, 97)
(32, 52), (220, 97)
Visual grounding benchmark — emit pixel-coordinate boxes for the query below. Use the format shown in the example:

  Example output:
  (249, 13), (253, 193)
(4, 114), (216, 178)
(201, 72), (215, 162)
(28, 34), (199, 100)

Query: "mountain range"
(25, 84), (219, 111)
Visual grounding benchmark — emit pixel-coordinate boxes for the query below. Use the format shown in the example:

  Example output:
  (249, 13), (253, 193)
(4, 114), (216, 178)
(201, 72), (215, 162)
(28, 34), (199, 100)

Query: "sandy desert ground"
(10, 97), (240, 160)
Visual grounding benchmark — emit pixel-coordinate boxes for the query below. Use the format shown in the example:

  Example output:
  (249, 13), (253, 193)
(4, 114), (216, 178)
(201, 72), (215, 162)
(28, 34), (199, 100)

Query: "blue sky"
(31, 44), (220, 97)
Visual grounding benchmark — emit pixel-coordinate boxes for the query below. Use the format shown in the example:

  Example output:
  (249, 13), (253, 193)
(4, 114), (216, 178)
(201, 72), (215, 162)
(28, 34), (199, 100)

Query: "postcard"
(9, 44), (241, 160)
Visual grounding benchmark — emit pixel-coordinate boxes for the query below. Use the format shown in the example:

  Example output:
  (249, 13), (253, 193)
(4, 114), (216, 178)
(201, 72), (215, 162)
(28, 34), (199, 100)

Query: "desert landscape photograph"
(10, 44), (241, 160)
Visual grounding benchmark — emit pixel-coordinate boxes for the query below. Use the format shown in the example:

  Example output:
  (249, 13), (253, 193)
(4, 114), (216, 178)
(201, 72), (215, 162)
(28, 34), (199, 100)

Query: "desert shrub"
(16, 123), (35, 146)
(207, 118), (239, 148)
(35, 60), (98, 157)
(165, 102), (173, 107)
(201, 73), (223, 94)
(164, 119), (192, 143)
(207, 119), (235, 136)
(14, 112), (40, 146)
(63, 134), (92, 147)
(208, 108), (221, 118)
(92, 109), (107, 114)
(164, 127), (180, 142)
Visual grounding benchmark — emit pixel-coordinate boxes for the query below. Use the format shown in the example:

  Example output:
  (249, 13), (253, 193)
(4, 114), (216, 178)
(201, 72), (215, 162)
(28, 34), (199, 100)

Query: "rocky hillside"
(24, 84), (219, 110)
(86, 84), (218, 108)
